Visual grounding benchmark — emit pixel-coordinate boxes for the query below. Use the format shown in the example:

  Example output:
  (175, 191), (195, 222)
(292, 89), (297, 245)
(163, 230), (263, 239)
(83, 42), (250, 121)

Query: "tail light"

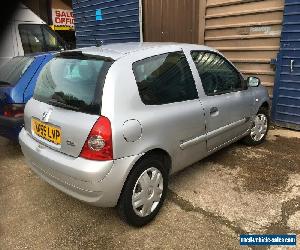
(80, 116), (113, 161)
(3, 104), (25, 118)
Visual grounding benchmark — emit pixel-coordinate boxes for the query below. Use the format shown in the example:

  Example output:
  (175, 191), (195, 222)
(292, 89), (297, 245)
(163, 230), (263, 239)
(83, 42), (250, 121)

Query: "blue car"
(0, 53), (53, 141)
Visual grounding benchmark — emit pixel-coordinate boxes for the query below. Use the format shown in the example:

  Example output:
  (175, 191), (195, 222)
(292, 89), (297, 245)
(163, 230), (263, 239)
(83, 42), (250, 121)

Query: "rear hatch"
(24, 52), (113, 157)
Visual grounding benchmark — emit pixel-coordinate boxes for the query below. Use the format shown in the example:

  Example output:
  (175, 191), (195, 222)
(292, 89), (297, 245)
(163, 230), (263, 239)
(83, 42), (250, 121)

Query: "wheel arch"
(260, 101), (270, 111)
(116, 147), (172, 206)
(129, 148), (172, 177)
(255, 99), (271, 115)
(143, 148), (172, 173)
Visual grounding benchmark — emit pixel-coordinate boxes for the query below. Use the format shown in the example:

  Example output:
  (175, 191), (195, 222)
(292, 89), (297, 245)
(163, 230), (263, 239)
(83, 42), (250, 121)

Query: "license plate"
(32, 118), (61, 145)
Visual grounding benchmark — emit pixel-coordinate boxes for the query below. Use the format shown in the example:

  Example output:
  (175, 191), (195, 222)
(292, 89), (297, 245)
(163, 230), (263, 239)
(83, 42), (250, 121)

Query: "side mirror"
(247, 76), (260, 87)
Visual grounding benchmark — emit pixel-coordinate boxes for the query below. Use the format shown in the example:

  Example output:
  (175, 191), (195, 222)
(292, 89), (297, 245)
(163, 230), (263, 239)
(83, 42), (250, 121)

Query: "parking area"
(1, 128), (299, 249)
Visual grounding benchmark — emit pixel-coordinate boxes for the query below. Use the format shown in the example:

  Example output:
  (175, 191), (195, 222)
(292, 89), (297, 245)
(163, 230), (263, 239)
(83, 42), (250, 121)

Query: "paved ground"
(0, 128), (299, 249)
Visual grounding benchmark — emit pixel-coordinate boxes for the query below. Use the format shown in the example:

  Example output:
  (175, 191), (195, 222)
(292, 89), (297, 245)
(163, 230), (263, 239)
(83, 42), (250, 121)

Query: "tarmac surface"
(1, 128), (299, 249)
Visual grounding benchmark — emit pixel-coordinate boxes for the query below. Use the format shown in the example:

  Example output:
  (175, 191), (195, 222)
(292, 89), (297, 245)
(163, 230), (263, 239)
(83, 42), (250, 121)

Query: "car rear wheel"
(117, 154), (168, 227)
(243, 107), (269, 145)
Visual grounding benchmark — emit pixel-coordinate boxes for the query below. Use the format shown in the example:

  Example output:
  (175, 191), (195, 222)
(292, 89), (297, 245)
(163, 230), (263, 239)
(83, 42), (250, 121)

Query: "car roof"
(72, 42), (217, 60)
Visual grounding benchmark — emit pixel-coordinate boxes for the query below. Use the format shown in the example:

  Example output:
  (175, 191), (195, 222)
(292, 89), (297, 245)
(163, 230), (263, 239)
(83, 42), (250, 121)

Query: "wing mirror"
(247, 76), (261, 87)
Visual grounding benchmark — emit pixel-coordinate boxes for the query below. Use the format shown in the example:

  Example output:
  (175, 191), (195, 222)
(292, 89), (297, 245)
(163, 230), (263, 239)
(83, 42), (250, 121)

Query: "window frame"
(132, 51), (199, 106)
(190, 50), (247, 96)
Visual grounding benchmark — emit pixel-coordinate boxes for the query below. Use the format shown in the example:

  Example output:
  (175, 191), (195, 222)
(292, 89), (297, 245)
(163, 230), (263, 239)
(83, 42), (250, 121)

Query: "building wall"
(271, 0), (300, 130)
(71, 0), (284, 95)
(21, 0), (50, 23)
(142, 0), (284, 96)
(73, 0), (140, 47)
(52, 0), (72, 9)
(204, 0), (284, 96)
(21, 0), (73, 24)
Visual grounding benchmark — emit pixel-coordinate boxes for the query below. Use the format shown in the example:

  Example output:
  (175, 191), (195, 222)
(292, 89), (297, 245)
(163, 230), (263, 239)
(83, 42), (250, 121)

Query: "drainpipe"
(139, 0), (143, 42)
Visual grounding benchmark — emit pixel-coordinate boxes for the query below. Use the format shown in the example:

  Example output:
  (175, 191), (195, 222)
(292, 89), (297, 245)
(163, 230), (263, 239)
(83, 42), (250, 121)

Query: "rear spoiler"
(57, 51), (114, 62)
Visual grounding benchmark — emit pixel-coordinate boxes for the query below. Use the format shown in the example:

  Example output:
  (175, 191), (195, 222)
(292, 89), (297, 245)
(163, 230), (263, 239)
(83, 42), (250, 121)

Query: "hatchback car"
(19, 43), (270, 226)
(0, 53), (53, 140)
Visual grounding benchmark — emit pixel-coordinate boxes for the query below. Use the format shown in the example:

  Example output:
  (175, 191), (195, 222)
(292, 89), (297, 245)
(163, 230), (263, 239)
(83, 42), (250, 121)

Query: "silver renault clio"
(19, 42), (270, 226)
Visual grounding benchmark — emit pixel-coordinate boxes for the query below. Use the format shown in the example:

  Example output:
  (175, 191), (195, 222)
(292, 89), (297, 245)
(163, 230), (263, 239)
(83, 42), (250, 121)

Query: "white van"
(0, 4), (68, 66)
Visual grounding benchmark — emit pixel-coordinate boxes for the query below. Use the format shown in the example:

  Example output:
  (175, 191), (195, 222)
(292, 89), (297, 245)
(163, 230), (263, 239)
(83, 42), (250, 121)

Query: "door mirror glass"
(247, 76), (260, 87)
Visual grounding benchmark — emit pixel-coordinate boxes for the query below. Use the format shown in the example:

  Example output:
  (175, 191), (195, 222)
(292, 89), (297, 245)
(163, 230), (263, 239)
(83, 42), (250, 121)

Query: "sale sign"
(52, 9), (75, 28)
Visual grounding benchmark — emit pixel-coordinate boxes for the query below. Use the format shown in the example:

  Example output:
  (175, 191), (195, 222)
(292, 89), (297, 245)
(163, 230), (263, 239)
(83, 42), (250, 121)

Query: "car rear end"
(19, 51), (135, 207)
(0, 56), (35, 140)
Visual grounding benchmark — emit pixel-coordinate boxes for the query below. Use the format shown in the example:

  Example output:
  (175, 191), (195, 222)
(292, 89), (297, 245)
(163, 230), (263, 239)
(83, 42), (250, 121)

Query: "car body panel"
(200, 91), (253, 151)
(25, 99), (99, 157)
(19, 127), (143, 207)
(101, 53), (207, 173)
(19, 42), (270, 207)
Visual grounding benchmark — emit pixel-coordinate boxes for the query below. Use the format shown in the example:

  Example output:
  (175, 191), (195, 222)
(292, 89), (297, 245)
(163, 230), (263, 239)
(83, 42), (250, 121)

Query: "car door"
(190, 51), (254, 152)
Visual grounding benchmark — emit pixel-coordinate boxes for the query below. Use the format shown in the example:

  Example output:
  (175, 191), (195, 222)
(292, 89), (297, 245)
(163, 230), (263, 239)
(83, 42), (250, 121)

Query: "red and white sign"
(52, 9), (74, 27)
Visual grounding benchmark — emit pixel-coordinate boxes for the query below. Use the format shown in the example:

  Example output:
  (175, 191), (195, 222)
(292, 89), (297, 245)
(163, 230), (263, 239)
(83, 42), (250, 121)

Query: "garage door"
(272, 0), (300, 130)
(142, 0), (200, 43)
(73, 0), (140, 47)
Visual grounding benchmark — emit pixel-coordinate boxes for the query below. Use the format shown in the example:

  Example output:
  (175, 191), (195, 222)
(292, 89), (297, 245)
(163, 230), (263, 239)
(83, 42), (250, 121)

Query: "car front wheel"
(243, 107), (269, 145)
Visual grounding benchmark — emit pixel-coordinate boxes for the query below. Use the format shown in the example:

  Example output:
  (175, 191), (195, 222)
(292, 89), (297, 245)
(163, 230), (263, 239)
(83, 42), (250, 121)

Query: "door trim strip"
(180, 117), (248, 150)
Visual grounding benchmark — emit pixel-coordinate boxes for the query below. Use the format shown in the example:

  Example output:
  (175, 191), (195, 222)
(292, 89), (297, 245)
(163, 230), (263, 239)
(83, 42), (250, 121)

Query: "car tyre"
(243, 107), (269, 146)
(117, 154), (168, 227)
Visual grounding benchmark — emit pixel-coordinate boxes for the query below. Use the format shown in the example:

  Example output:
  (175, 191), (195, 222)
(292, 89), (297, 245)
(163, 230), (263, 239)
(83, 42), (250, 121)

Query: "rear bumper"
(19, 128), (141, 207)
(0, 115), (23, 140)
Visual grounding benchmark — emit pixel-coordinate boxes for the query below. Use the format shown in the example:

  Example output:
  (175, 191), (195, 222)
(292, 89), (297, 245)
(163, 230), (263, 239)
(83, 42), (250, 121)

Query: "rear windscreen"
(34, 56), (113, 115)
(0, 56), (34, 86)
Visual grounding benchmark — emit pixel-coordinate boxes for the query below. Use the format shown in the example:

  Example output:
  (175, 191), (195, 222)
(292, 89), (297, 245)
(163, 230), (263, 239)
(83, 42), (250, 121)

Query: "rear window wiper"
(48, 99), (79, 111)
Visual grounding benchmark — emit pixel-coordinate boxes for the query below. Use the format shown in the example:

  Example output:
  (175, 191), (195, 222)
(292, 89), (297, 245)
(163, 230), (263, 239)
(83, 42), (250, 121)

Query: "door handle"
(210, 107), (218, 116)
(290, 59), (295, 72)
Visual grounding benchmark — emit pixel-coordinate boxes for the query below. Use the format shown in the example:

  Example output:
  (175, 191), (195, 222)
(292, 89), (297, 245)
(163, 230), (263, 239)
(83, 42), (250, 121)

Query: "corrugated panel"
(72, 0), (140, 47)
(205, 0), (284, 96)
(272, 0), (300, 130)
(142, 0), (199, 43)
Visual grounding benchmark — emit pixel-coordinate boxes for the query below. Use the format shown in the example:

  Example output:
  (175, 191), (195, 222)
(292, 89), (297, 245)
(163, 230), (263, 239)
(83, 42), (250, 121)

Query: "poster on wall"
(52, 9), (75, 29)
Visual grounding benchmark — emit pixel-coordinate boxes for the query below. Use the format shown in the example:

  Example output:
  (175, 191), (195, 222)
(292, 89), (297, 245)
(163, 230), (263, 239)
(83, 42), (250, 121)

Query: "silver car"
(19, 43), (270, 226)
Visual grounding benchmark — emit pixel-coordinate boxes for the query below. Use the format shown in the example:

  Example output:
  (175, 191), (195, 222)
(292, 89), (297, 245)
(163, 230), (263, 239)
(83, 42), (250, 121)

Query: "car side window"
(41, 25), (64, 51)
(19, 24), (44, 54)
(132, 51), (198, 105)
(19, 24), (64, 54)
(191, 51), (245, 96)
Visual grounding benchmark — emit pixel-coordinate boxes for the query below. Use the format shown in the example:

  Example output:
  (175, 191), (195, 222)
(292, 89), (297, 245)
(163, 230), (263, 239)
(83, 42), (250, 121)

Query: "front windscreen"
(0, 56), (34, 86)
(34, 56), (113, 115)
